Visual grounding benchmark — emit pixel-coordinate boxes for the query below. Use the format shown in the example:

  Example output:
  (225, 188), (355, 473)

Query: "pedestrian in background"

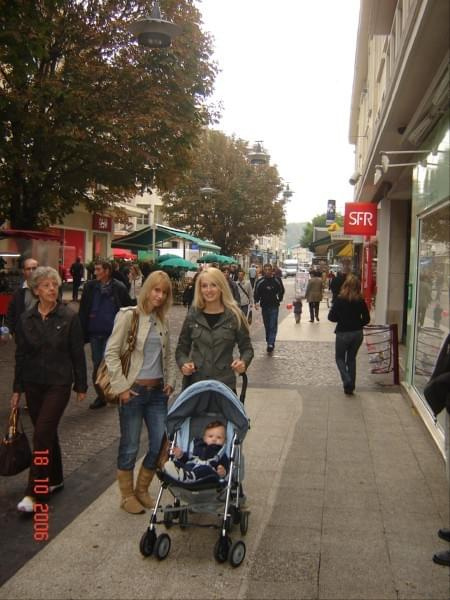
(305, 270), (323, 322)
(78, 260), (133, 409)
(128, 264), (142, 301)
(70, 256), (84, 302)
(104, 271), (175, 514)
(236, 269), (253, 317)
(293, 296), (303, 323)
(330, 265), (350, 303)
(176, 267), (253, 392)
(424, 333), (450, 567)
(248, 264), (257, 289)
(11, 267), (87, 513)
(221, 265), (241, 304)
(254, 263), (285, 353)
(6, 257), (39, 336)
(328, 274), (370, 395)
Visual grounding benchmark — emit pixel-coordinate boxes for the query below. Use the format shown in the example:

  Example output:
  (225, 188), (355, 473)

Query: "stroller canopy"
(167, 380), (249, 441)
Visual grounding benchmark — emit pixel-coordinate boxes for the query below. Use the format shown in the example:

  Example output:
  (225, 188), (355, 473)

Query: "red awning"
(112, 248), (137, 260)
(0, 229), (61, 241)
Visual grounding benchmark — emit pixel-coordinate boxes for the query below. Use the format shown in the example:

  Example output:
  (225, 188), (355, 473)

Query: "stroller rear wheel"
(179, 509), (188, 530)
(163, 505), (173, 529)
(139, 528), (156, 557)
(214, 534), (231, 563)
(155, 533), (171, 560)
(240, 511), (249, 536)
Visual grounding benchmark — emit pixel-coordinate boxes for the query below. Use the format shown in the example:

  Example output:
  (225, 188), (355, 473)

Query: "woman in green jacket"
(176, 267), (254, 392)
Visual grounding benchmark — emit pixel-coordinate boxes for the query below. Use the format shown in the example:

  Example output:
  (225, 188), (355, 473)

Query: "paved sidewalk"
(0, 299), (448, 599)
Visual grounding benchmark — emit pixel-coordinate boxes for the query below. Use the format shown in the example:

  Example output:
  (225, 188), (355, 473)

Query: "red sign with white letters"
(344, 203), (377, 236)
(92, 213), (112, 232)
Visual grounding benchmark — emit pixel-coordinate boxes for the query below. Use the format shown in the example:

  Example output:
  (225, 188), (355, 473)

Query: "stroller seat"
(156, 469), (227, 491)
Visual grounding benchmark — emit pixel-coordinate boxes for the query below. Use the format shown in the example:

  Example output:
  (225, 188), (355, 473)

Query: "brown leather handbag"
(96, 309), (139, 404)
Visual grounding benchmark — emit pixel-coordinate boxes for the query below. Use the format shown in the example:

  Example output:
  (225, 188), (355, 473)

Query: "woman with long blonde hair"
(104, 270), (175, 514)
(176, 267), (253, 392)
(328, 274), (370, 395)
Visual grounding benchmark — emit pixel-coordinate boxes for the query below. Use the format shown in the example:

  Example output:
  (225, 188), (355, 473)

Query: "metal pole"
(391, 323), (400, 385)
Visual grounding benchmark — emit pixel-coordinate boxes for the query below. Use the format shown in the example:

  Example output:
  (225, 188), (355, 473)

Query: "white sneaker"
(17, 496), (36, 513)
(49, 482), (64, 493)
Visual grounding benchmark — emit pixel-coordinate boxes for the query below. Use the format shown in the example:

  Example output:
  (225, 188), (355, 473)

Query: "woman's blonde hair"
(339, 274), (363, 302)
(137, 270), (172, 318)
(193, 267), (248, 330)
(29, 266), (61, 292)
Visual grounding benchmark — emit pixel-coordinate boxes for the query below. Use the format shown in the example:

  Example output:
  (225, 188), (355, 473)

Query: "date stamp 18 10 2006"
(33, 449), (50, 542)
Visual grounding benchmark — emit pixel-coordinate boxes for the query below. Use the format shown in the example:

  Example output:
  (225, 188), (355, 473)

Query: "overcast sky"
(196, 0), (361, 224)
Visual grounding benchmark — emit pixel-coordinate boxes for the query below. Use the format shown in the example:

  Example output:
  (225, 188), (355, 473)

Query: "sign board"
(344, 203), (377, 236)
(295, 271), (310, 298)
(326, 199), (336, 225)
(138, 250), (157, 261)
(92, 213), (112, 232)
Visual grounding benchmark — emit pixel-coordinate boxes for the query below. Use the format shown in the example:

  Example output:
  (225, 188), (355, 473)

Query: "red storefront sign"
(92, 213), (112, 232)
(344, 203), (377, 236)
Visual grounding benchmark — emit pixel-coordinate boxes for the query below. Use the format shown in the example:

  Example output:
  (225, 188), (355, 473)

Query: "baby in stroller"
(164, 421), (229, 483)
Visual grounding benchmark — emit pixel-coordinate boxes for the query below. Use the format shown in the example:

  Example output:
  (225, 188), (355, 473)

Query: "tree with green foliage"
(161, 129), (286, 256)
(0, 0), (217, 229)
(300, 212), (344, 248)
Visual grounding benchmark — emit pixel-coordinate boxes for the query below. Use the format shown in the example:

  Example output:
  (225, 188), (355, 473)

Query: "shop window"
(413, 201), (450, 420)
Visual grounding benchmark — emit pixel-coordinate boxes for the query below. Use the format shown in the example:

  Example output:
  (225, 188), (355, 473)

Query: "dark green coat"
(175, 307), (254, 390)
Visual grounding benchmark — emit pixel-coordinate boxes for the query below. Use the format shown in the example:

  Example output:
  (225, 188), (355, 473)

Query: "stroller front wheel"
(139, 528), (156, 557)
(229, 540), (246, 567)
(214, 534), (231, 563)
(155, 533), (171, 560)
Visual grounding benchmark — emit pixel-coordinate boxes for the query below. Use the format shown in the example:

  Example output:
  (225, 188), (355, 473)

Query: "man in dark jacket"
(70, 257), (84, 301)
(330, 266), (350, 302)
(254, 263), (285, 353)
(78, 260), (133, 409)
(6, 257), (39, 336)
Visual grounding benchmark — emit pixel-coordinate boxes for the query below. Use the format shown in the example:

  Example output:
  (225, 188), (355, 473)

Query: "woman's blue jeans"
(117, 385), (167, 471)
(335, 330), (364, 390)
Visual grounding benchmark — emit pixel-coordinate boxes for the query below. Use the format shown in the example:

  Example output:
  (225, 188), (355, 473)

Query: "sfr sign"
(344, 203), (377, 236)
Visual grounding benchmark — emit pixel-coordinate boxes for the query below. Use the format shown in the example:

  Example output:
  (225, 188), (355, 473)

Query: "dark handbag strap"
(238, 282), (250, 301)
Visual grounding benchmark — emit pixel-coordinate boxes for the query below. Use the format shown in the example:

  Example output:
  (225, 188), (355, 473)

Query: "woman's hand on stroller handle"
(181, 361), (196, 376)
(231, 359), (246, 374)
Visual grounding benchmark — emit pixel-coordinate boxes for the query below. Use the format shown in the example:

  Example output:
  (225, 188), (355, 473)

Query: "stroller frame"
(139, 376), (249, 568)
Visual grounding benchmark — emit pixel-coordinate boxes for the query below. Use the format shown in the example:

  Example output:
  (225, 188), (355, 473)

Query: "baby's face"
(203, 426), (226, 446)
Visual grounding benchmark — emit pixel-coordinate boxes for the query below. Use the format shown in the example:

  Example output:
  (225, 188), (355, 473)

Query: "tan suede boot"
(135, 466), (156, 509)
(117, 469), (145, 514)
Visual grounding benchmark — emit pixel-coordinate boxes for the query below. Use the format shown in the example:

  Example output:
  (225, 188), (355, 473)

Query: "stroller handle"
(239, 372), (248, 404)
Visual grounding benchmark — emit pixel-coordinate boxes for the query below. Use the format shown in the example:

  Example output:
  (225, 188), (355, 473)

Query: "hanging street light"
(282, 183), (293, 201)
(128, 1), (181, 48)
(248, 141), (270, 166)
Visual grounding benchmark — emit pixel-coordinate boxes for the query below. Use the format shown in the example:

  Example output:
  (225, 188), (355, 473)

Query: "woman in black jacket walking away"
(328, 274), (370, 395)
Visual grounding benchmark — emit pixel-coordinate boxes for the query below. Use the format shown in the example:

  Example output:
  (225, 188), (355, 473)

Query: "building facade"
(349, 0), (449, 452)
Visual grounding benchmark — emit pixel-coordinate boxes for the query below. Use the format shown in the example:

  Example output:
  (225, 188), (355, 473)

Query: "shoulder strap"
(126, 309), (139, 352)
(238, 282), (250, 300)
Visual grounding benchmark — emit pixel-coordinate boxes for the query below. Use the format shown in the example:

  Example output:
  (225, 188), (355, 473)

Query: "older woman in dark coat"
(11, 267), (87, 513)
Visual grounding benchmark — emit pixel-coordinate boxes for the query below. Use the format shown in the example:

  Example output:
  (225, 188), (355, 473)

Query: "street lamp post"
(129, 1), (180, 263)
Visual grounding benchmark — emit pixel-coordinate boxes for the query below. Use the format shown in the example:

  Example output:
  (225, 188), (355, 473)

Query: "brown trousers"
(24, 383), (72, 497)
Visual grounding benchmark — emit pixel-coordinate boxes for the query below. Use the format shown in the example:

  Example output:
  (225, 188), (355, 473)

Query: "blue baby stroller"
(138, 376), (250, 567)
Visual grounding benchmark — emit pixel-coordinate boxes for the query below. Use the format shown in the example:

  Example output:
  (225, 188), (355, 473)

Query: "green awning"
(112, 225), (220, 252)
